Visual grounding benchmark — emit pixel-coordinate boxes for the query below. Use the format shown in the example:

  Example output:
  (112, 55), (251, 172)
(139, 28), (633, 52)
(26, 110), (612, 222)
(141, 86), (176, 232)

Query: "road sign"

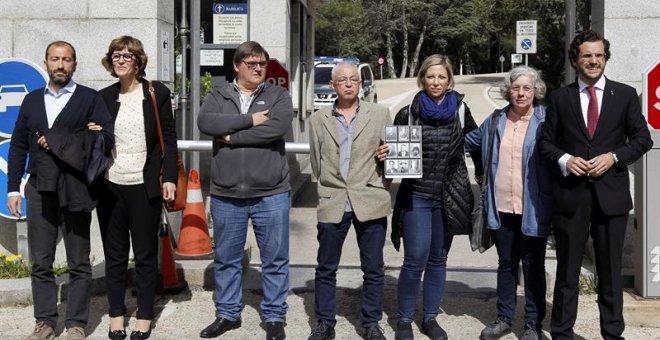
(0, 58), (48, 138)
(511, 54), (523, 64)
(265, 59), (289, 90)
(644, 56), (660, 129)
(378, 57), (385, 65)
(0, 139), (29, 220)
(516, 20), (537, 54)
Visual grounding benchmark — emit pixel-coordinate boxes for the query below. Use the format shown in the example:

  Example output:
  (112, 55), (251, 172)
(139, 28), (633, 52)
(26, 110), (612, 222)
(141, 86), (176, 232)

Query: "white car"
(0, 84), (29, 112)
(313, 57), (377, 110)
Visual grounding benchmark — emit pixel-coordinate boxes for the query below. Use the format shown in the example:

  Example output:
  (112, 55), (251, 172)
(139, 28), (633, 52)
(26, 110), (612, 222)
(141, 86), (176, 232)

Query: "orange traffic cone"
(175, 169), (214, 257)
(159, 210), (188, 294)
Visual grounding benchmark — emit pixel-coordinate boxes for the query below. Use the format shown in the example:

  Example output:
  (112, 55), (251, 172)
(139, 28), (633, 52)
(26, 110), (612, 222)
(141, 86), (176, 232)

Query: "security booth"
(634, 56), (660, 298)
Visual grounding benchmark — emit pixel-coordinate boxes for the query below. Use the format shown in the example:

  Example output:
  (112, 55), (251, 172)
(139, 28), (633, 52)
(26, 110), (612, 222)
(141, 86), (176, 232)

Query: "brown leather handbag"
(149, 81), (187, 211)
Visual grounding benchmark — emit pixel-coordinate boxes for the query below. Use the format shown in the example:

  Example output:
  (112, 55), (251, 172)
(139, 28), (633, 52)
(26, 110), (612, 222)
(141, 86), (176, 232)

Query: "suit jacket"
(99, 79), (178, 200)
(310, 101), (392, 223)
(7, 84), (114, 196)
(538, 78), (652, 215)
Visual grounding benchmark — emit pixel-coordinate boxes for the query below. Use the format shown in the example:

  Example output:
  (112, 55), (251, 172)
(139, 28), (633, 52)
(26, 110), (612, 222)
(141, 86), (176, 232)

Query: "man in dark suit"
(538, 30), (652, 340)
(7, 41), (114, 340)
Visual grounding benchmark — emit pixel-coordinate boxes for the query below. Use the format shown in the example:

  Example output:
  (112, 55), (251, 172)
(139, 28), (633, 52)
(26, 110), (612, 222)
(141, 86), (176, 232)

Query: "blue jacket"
(464, 104), (553, 237)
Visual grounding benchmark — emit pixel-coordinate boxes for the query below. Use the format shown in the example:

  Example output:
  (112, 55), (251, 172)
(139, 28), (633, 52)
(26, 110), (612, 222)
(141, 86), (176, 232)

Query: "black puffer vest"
(393, 91), (474, 235)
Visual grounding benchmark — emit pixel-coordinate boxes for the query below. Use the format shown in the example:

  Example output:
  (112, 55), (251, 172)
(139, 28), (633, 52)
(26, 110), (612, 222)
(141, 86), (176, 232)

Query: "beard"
(49, 70), (72, 86)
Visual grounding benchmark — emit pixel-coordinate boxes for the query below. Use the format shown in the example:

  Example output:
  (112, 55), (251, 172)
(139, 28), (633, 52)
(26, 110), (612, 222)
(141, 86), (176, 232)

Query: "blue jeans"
(210, 191), (290, 322)
(397, 193), (453, 322)
(314, 212), (387, 328)
(494, 212), (547, 329)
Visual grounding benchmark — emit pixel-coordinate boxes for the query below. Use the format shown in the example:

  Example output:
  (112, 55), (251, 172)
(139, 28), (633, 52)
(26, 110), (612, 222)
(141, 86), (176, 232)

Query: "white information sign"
(200, 50), (225, 66)
(213, 3), (248, 45)
(160, 31), (171, 82)
(516, 20), (537, 54)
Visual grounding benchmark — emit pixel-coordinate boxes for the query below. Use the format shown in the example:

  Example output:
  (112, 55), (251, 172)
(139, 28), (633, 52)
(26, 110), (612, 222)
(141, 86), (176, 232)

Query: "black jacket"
(35, 129), (108, 212)
(99, 79), (178, 199)
(391, 91), (481, 250)
(538, 79), (652, 215)
(7, 84), (114, 194)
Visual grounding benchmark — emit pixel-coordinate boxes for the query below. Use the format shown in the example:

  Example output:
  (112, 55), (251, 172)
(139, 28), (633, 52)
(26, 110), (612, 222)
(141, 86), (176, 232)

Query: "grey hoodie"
(198, 82), (292, 198)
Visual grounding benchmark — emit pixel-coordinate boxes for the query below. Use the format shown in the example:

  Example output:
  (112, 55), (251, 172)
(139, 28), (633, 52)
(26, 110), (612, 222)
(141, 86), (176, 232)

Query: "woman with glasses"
(464, 66), (553, 340)
(95, 36), (178, 340)
(387, 54), (481, 340)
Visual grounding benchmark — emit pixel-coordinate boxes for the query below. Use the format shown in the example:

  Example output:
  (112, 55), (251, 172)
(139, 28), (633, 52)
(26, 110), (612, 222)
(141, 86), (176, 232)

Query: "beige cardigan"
(309, 101), (392, 224)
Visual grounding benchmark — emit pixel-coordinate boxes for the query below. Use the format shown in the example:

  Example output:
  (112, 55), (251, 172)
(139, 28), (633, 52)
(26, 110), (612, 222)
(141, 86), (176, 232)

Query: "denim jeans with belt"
(210, 191), (290, 322)
(397, 193), (453, 322)
(314, 212), (387, 328)
(494, 212), (547, 331)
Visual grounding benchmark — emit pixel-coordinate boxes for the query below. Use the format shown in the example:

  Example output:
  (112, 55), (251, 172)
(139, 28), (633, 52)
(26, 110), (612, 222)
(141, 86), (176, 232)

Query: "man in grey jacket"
(307, 62), (391, 340)
(197, 41), (292, 340)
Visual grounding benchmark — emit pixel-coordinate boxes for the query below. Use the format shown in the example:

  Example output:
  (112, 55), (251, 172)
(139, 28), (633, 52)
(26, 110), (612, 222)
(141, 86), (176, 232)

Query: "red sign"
(265, 59), (289, 90)
(645, 57), (660, 129)
(378, 57), (385, 65)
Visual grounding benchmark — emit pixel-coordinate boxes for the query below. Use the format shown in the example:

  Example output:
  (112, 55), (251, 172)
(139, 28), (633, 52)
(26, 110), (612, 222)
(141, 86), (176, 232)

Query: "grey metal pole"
(565, 0), (576, 84)
(179, 0), (189, 141)
(190, 0), (201, 171)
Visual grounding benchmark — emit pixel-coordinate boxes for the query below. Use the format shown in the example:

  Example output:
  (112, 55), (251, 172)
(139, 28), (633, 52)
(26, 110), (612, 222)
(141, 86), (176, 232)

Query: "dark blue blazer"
(538, 79), (652, 215)
(7, 84), (114, 194)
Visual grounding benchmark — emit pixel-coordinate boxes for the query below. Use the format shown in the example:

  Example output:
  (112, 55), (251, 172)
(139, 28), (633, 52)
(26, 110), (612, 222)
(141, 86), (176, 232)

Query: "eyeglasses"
(111, 53), (135, 62)
(333, 77), (361, 85)
(510, 85), (534, 93)
(242, 61), (268, 70)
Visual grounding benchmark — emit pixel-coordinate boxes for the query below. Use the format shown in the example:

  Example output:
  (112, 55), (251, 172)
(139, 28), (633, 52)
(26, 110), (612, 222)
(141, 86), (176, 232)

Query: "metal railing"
(177, 140), (311, 154)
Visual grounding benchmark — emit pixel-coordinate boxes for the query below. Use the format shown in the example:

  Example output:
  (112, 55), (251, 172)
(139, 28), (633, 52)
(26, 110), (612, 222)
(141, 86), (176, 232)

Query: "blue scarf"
(419, 91), (457, 124)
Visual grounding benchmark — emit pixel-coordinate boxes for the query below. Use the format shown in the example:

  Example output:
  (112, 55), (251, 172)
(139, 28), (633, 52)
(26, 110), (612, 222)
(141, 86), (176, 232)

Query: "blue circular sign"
(0, 58), (48, 138)
(521, 39), (533, 50)
(0, 139), (29, 220)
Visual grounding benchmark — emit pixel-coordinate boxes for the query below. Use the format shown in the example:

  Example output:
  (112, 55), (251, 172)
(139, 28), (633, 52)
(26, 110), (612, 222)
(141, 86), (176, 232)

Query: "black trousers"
(97, 180), (161, 320)
(25, 182), (92, 329)
(550, 185), (627, 340)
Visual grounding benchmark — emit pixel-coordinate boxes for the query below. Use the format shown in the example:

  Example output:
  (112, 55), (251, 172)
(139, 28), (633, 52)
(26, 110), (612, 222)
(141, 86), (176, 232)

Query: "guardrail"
(177, 140), (311, 154)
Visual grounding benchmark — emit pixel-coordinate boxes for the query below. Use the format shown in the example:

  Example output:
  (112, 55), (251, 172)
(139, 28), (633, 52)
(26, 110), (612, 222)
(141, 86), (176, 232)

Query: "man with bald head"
(308, 61), (391, 340)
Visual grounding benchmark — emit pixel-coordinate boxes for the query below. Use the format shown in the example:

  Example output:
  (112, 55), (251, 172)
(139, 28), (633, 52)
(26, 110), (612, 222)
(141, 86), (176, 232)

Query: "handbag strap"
(483, 109), (502, 185)
(148, 81), (166, 158)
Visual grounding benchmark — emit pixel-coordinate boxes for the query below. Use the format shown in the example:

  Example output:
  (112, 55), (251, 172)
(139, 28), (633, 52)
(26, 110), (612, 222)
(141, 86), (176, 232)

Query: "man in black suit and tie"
(538, 30), (652, 340)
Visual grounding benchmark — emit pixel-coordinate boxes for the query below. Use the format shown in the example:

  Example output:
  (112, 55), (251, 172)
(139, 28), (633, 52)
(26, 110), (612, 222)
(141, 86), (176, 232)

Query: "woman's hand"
(162, 182), (176, 202)
(87, 122), (103, 131)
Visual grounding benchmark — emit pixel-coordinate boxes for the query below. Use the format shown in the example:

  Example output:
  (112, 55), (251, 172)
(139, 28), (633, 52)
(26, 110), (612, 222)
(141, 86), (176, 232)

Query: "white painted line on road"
(381, 88), (418, 112)
(483, 86), (505, 111)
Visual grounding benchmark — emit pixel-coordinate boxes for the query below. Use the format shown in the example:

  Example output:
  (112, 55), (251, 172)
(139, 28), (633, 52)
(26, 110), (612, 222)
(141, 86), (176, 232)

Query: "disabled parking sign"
(0, 139), (29, 219)
(0, 58), (48, 138)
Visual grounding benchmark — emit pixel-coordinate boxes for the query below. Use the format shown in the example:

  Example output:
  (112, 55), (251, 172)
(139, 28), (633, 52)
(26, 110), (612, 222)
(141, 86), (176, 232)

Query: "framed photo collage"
(384, 125), (422, 179)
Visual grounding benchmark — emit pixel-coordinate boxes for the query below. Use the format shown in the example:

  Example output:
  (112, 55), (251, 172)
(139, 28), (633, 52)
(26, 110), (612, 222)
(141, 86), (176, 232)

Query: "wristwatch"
(611, 152), (619, 164)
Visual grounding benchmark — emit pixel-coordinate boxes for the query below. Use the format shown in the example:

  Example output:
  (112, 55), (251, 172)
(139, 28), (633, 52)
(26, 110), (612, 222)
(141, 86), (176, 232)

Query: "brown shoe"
(66, 326), (86, 340)
(25, 321), (55, 340)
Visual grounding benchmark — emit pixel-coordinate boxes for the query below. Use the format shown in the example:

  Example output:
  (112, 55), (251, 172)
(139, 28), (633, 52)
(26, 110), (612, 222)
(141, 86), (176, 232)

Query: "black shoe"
(200, 318), (242, 338)
(365, 325), (386, 340)
(521, 322), (540, 340)
(266, 321), (286, 340)
(129, 328), (151, 340)
(108, 329), (127, 340)
(308, 321), (335, 340)
(395, 321), (413, 340)
(422, 319), (447, 340)
(479, 318), (512, 340)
